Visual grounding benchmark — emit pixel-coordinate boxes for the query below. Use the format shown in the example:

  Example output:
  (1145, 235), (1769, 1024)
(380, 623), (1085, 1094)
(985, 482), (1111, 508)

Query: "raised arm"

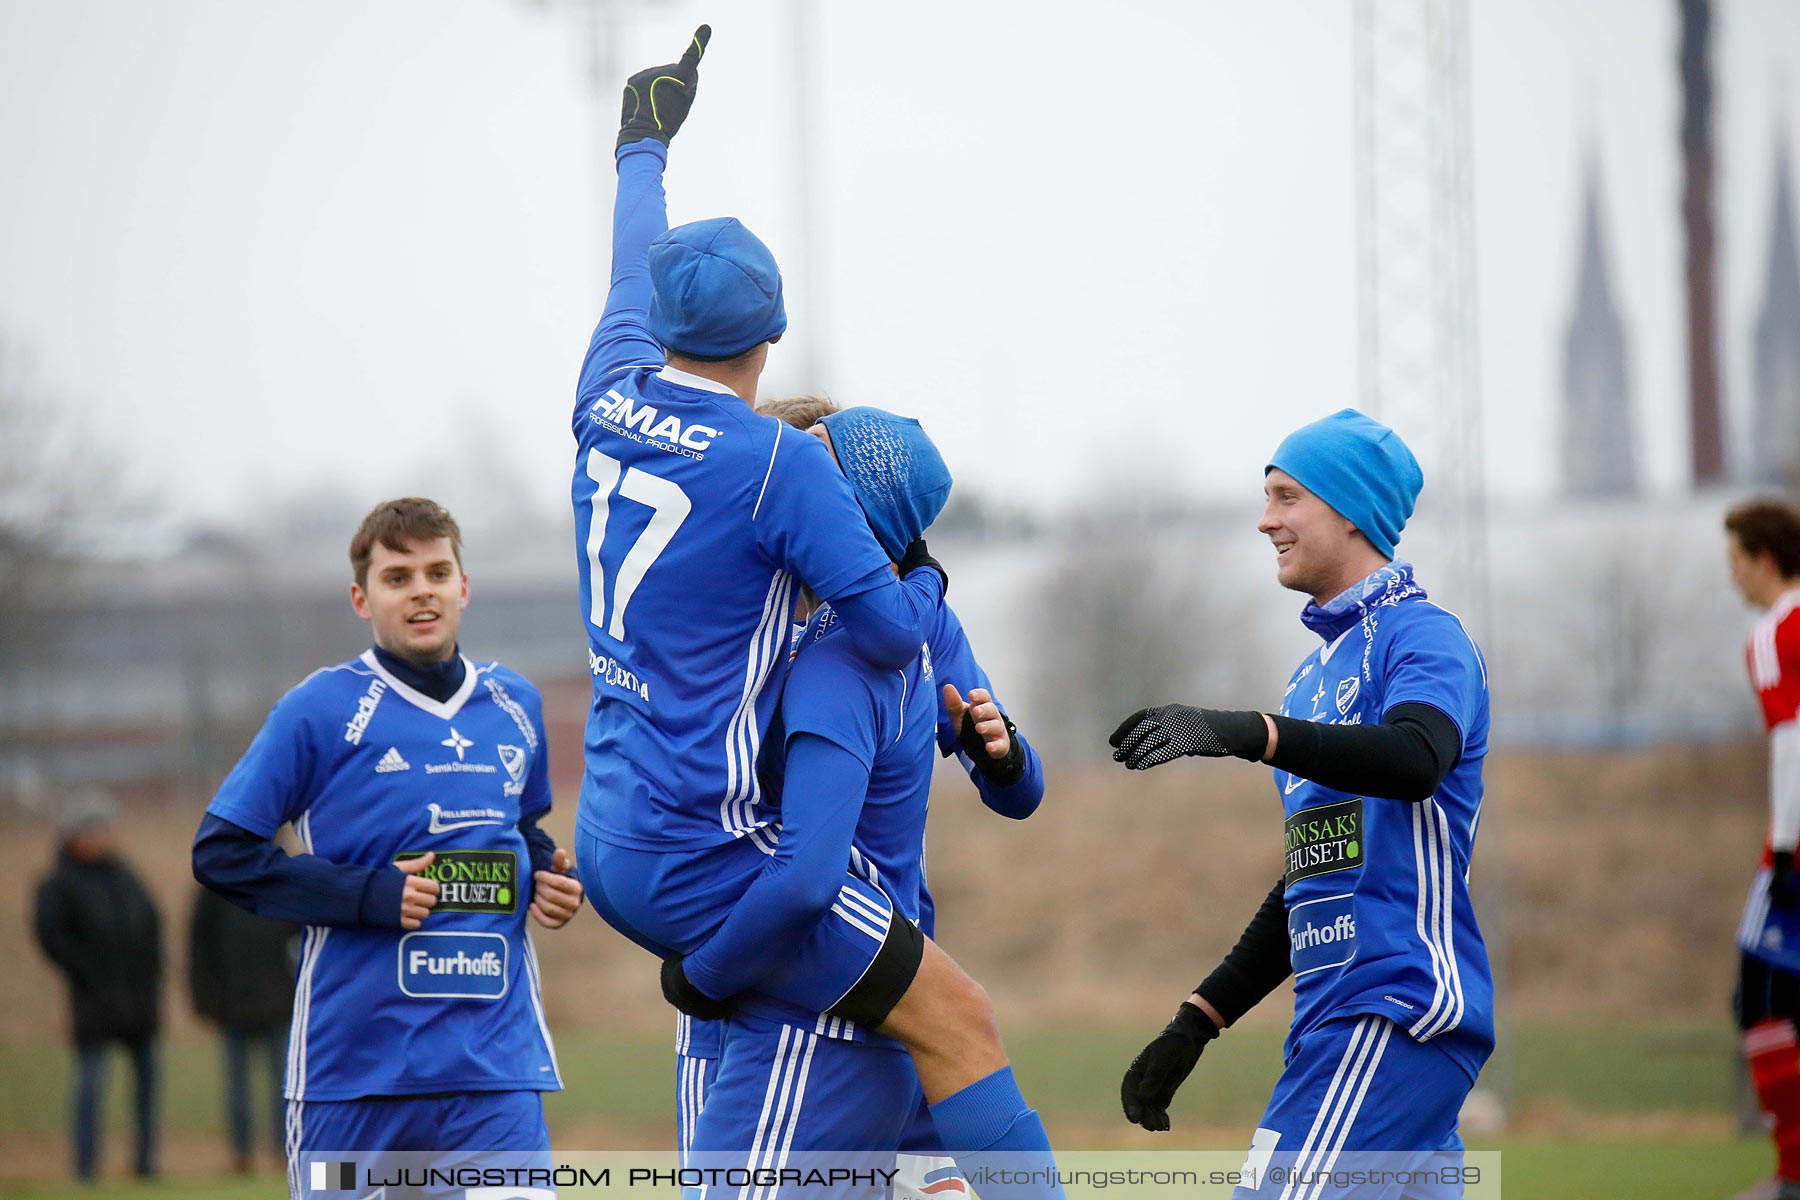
(577, 26), (712, 406)
(1110, 616), (1481, 802)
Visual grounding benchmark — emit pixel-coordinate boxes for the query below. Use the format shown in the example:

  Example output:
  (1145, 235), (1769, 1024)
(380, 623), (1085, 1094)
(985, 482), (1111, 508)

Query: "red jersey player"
(1728, 498), (1800, 1200)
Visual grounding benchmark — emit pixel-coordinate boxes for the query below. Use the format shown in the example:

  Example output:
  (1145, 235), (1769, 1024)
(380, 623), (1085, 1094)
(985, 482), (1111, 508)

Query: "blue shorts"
(287, 1090), (550, 1199)
(580, 831), (901, 1014)
(1233, 1016), (1471, 1200)
(689, 1008), (917, 1169)
(677, 1015), (723, 1168)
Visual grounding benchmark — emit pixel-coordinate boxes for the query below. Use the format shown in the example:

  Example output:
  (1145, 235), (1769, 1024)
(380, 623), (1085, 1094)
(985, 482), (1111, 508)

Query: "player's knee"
(945, 973), (1000, 1047)
(906, 954), (998, 1051)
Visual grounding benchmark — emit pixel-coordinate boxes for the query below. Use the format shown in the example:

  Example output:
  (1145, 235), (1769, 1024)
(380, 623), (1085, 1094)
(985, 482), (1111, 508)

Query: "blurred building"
(1750, 129), (1800, 488)
(1560, 154), (1638, 497)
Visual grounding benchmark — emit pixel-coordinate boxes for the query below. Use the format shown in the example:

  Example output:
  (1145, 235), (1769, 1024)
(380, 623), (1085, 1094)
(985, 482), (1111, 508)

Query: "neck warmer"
(372, 643), (466, 703)
(1299, 560), (1428, 642)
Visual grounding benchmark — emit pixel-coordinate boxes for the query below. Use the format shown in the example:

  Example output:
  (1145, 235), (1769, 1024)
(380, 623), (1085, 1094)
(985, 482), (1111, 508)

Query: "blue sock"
(928, 1066), (1065, 1200)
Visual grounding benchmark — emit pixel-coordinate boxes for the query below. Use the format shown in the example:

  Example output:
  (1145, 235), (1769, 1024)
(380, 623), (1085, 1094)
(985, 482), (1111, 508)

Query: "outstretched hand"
(1109, 705), (1271, 771)
(618, 25), (712, 150)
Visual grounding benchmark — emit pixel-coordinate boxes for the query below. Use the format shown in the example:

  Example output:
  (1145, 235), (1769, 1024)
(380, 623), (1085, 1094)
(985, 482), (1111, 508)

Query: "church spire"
(1561, 148), (1637, 496)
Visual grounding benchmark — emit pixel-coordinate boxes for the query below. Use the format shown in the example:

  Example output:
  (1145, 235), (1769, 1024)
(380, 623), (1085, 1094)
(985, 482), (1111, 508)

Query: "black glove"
(1121, 1002), (1219, 1131)
(898, 538), (948, 595)
(1773, 851), (1798, 909)
(1109, 705), (1269, 770)
(660, 956), (733, 1020)
(618, 25), (711, 151)
(958, 708), (1025, 786)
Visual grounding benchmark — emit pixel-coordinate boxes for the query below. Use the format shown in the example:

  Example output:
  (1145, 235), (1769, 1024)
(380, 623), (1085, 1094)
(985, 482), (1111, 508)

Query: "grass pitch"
(0, 1020), (1774, 1198)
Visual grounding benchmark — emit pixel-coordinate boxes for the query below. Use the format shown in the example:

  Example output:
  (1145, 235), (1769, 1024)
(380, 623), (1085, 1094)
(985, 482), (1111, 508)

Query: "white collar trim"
(657, 365), (742, 398)
(359, 650), (479, 721)
(1318, 627), (1357, 664)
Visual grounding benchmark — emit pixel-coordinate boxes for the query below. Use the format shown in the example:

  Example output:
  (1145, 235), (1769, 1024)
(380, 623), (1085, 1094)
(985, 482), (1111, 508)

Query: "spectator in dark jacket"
(189, 886), (297, 1173)
(31, 790), (162, 1181)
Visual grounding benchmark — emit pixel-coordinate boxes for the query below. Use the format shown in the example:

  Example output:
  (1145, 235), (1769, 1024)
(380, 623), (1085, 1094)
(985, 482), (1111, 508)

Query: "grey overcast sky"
(0, 0), (1796, 527)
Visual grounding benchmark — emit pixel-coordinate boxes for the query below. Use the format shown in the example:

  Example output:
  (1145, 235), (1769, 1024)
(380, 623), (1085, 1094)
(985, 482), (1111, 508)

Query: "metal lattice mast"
(1353, 0), (1489, 641)
(1354, 0), (1506, 1124)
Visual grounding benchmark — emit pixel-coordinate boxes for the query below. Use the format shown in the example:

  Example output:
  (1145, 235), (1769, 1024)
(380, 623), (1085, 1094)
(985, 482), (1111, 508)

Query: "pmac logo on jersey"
(1288, 892), (1357, 977)
(398, 931), (509, 1000)
(1284, 797), (1364, 887)
(394, 850), (518, 913)
(590, 389), (721, 456)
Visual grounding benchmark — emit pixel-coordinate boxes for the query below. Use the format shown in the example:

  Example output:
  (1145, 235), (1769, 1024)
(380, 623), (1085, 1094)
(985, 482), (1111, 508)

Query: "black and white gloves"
(1109, 705), (1270, 770)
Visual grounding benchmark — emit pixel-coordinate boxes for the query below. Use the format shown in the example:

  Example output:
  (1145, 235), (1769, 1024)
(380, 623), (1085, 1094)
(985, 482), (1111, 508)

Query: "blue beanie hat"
(647, 217), (788, 360)
(817, 407), (953, 561)
(1266, 408), (1423, 559)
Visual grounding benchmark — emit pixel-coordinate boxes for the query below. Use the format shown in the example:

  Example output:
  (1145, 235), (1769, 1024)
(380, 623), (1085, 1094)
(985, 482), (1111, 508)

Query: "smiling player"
(191, 498), (581, 1198)
(1110, 411), (1492, 1198)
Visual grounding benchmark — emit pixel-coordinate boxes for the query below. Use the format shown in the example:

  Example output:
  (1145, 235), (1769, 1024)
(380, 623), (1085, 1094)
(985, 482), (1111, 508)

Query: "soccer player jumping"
(1111, 411), (1493, 1195)
(573, 27), (1061, 1185)
(1725, 500), (1800, 1200)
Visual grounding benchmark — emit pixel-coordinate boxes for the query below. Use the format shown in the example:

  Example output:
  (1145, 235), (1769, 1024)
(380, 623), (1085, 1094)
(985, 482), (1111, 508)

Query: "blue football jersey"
(1274, 571), (1494, 1080)
(574, 141), (924, 856)
(208, 653), (561, 1101)
(570, 368), (897, 853)
(675, 601), (1029, 1062)
(769, 603), (937, 929)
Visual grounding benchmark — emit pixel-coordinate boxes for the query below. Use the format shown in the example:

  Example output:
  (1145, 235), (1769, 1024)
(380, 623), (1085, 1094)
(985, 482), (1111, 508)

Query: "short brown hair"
(757, 393), (841, 430)
(349, 498), (464, 588)
(1726, 498), (1800, 578)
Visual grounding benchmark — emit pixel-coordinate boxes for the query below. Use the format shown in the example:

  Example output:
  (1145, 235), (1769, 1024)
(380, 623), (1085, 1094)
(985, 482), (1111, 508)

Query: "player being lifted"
(665, 396), (1048, 1193)
(667, 407), (1054, 1184)
(571, 28), (1060, 1192)
(1111, 411), (1492, 1197)
(192, 499), (582, 1198)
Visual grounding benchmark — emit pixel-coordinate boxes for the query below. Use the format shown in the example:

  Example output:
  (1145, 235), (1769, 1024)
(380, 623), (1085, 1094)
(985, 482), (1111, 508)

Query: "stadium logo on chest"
(343, 679), (388, 745)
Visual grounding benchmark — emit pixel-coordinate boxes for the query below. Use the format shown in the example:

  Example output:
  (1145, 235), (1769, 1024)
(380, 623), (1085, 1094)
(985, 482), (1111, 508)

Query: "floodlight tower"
(1353, 0), (1506, 1123)
(1352, 0), (1488, 641)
